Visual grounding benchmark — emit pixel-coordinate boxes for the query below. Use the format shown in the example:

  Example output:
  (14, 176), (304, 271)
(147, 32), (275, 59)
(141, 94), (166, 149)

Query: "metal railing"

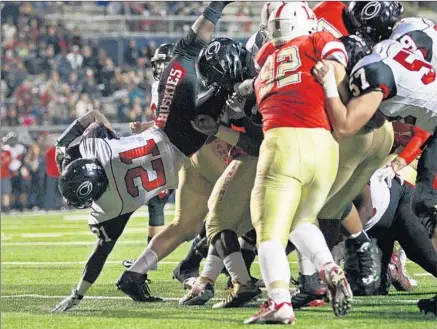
(43, 14), (259, 39)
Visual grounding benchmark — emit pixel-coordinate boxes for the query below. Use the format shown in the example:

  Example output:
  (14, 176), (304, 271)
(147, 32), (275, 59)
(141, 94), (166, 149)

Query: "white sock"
(76, 279), (92, 296)
(223, 252), (251, 285)
(201, 247), (224, 282)
(269, 287), (291, 304)
(127, 248), (158, 274)
(297, 250), (318, 275)
(258, 239), (290, 287)
(289, 223), (334, 271)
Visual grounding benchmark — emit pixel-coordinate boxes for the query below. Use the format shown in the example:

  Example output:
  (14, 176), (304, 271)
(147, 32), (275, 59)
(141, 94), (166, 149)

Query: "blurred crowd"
(1, 2), (157, 128)
(1, 132), (64, 212)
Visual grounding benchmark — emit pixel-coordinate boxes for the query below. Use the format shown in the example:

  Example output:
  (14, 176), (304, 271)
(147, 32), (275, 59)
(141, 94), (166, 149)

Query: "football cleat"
(244, 299), (296, 325)
(179, 279), (215, 306)
(116, 271), (162, 302)
(172, 262), (200, 285)
(417, 294), (437, 316)
(388, 253), (414, 292)
(213, 280), (261, 309)
(319, 263), (353, 317)
(345, 238), (379, 289)
(291, 273), (327, 309)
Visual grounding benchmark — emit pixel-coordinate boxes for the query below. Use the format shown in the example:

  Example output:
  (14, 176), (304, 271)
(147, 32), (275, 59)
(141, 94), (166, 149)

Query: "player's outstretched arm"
(313, 60), (382, 138)
(191, 2), (233, 43)
(52, 239), (117, 313)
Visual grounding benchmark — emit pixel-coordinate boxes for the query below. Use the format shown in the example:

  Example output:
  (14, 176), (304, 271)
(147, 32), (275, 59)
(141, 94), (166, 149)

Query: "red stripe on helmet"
(275, 2), (287, 19)
(266, 3), (271, 20)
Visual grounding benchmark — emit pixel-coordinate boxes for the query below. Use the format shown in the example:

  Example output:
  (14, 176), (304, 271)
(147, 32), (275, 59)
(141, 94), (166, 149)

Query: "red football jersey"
(314, 1), (350, 38)
(254, 31), (348, 132)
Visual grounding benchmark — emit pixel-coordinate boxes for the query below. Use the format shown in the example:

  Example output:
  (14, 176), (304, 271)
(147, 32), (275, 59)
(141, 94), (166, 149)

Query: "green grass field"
(2, 206), (436, 329)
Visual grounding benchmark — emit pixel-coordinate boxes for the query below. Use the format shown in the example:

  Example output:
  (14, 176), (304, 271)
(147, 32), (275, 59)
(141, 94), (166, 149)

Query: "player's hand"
(51, 289), (83, 313)
(312, 60), (333, 83)
(234, 78), (254, 97)
(55, 146), (66, 173)
(374, 164), (403, 188)
(191, 115), (219, 135)
(312, 60), (338, 98)
(225, 93), (247, 120)
(130, 121), (155, 134)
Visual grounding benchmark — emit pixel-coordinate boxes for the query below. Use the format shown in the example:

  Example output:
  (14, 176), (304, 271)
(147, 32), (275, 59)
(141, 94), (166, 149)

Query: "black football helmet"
(197, 37), (249, 92)
(151, 43), (175, 81)
(339, 34), (373, 75)
(58, 158), (108, 209)
(348, 1), (404, 43)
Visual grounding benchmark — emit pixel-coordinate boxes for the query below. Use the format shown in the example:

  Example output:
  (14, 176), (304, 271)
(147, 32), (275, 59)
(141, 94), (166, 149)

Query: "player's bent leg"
(173, 222), (207, 284)
(179, 245), (223, 306)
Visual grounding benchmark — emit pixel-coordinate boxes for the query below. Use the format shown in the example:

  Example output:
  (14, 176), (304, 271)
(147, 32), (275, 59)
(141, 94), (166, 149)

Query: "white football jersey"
(151, 81), (159, 113)
(79, 127), (185, 224)
(390, 17), (437, 69)
(350, 39), (437, 133)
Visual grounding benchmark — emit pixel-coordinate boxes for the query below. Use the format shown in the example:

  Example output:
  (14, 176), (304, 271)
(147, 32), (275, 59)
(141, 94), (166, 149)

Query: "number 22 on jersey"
(258, 46), (302, 99)
(119, 139), (166, 198)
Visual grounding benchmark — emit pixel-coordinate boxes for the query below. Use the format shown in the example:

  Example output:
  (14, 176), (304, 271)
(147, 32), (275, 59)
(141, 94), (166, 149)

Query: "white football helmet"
(259, 2), (286, 30)
(268, 2), (318, 43)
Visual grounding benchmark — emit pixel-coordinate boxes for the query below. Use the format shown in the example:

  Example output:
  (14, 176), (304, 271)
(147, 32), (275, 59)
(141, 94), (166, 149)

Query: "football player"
(311, 2), (402, 293)
(116, 36), (258, 298)
(123, 43), (176, 271)
(179, 38), (264, 308)
(345, 171), (437, 296)
(245, 3), (352, 324)
(51, 110), (184, 312)
(312, 31), (437, 285)
(51, 1), (235, 312)
(376, 17), (437, 184)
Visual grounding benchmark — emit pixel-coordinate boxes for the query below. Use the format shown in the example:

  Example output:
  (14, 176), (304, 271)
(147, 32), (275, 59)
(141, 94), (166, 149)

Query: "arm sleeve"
(398, 126), (432, 164)
(173, 29), (207, 60)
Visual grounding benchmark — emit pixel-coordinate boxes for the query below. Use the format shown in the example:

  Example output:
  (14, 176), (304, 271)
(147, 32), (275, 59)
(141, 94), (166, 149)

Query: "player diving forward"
(51, 1), (235, 312)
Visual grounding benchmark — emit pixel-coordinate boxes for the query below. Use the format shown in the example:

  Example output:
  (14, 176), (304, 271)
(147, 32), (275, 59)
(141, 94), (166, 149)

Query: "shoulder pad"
(349, 60), (397, 99)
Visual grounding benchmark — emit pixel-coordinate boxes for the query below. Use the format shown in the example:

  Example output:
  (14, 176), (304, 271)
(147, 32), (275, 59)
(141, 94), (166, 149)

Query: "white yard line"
(1, 261), (298, 265)
(2, 240), (147, 246)
(0, 294), (422, 304)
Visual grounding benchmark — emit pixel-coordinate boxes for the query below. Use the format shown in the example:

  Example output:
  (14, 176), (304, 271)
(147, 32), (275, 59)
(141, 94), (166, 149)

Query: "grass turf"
(1, 208), (436, 329)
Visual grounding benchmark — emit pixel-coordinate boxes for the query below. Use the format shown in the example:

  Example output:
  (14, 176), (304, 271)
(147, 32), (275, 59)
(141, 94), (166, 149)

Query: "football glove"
(374, 164), (403, 188)
(225, 93), (247, 120)
(191, 114), (219, 136)
(55, 146), (66, 173)
(51, 288), (83, 313)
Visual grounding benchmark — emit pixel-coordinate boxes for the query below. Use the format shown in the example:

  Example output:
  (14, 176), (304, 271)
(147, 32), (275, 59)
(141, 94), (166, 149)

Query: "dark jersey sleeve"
(395, 29), (434, 63)
(349, 61), (397, 99)
(173, 29), (207, 60)
(82, 122), (118, 140)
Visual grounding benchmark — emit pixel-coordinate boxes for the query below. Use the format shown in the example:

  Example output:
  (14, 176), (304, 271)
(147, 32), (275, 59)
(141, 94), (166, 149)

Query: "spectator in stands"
(56, 48), (73, 82)
(68, 70), (82, 94)
(82, 45), (96, 69)
(124, 39), (139, 66)
(67, 45), (83, 70)
(44, 144), (62, 210)
(46, 25), (61, 55)
(1, 142), (12, 212)
(69, 27), (83, 48)
(75, 92), (94, 117)
(82, 69), (101, 99)
(24, 143), (41, 209)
